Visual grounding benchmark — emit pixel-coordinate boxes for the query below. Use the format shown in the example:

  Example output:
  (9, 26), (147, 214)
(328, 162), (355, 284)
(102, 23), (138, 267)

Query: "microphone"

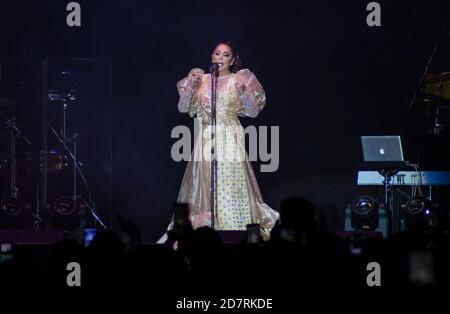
(209, 63), (221, 74)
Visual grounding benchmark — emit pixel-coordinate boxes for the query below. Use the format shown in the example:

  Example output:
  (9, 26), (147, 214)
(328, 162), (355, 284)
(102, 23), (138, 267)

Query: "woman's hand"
(188, 68), (203, 88)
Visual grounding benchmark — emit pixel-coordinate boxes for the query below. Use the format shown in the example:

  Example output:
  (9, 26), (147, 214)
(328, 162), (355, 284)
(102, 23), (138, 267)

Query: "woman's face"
(211, 43), (235, 73)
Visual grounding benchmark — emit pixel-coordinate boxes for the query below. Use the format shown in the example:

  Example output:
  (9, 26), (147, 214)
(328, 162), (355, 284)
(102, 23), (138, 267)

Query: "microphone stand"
(210, 64), (219, 229)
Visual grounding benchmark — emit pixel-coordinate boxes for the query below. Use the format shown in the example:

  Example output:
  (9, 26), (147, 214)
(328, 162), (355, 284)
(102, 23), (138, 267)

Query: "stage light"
(351, 195), (380, 231)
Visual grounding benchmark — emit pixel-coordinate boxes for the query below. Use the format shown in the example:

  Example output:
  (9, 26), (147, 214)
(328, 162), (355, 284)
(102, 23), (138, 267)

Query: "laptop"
(361, 136), (404, 162)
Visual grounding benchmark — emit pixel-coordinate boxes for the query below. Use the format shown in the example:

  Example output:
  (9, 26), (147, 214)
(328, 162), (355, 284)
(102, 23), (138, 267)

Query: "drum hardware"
(1, 118), (33, 220)
(45, 90), (106, 229)
(47, 89), (77, 141)
(407, 23), (450, 135)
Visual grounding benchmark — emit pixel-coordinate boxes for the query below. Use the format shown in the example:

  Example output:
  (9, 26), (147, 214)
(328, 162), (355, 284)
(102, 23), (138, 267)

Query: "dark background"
(1, 0), (450, 242)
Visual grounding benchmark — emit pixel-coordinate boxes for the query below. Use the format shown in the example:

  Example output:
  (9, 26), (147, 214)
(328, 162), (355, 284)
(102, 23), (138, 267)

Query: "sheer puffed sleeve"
(177, 68), (204, 117)
(235, 69), (266, 118)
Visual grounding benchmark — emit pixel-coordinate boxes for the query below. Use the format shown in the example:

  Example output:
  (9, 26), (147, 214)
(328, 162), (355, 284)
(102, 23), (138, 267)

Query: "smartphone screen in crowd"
(84, 227), (97, 247)
(246, 223), (261, 244)
(0, 242), (13, 264)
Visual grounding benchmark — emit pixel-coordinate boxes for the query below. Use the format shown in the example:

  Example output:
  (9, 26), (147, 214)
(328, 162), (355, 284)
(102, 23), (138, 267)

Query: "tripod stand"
(378, 168), (399, 237)
(40, 58), (112, 232)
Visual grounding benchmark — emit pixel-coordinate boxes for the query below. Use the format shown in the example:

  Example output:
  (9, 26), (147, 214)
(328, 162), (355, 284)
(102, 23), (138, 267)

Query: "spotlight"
(351, 195), (380, 231)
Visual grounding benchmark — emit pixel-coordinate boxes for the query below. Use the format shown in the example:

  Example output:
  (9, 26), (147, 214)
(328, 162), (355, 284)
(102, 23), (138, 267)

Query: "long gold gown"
(158, 68), (279, 242)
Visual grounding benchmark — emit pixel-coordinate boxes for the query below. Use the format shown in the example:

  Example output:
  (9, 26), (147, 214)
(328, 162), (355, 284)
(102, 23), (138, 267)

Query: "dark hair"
(214, 41), (242, 73)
